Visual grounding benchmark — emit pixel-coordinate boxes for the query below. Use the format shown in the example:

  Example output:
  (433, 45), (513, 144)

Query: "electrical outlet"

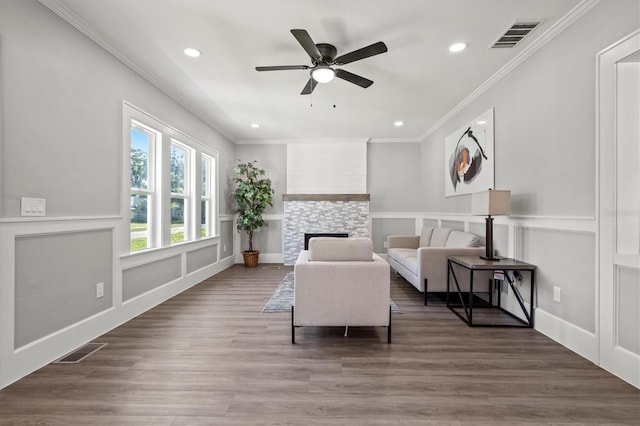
(96, 282), (104, 298)
(553, 286), (561, 303)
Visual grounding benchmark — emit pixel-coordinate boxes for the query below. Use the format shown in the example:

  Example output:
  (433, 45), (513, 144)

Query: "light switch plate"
(21, 197), (46, 217)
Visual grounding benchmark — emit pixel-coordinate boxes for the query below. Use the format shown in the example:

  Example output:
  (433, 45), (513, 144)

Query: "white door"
(598, 29), (640, 389)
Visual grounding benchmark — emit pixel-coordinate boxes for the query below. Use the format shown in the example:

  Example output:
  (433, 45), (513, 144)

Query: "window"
(124, 102), (218, 254)
(170, 141), (190, 245)
(129, 121), (158, 252)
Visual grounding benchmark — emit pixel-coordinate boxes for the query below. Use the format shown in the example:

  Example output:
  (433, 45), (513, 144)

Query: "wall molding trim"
(38, 0), (232, 141)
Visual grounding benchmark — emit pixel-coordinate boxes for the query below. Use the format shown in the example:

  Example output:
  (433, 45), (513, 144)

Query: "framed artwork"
(444, 108), (494, 197)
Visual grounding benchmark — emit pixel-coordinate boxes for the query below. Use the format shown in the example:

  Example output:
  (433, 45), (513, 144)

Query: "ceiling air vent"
(491, 21), (541, 49)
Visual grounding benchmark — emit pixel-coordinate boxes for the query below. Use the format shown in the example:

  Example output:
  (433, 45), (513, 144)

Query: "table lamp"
(471, 189), (511, 261)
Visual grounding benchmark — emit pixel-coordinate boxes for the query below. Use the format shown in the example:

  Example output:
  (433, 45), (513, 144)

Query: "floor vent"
(262, 265), (282, 269)
(53, 342), (107, 364)
(491, 21), (541, 48)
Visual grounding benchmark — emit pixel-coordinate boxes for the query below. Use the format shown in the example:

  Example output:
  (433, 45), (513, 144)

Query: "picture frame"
(444, 108), (494, 197)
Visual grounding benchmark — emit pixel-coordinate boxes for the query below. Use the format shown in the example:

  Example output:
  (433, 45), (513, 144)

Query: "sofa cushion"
(429, 227), (452, 247)
(388, 248), (416, 268)
(308, 237), (373, 261)
(445, 230), (481, 248)
(418, 227), (434, 247)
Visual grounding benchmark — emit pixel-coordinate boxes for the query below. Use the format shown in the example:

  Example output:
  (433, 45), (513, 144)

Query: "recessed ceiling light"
(449, 42), (467, 53)
(476, 120), (487, 125)
(183, 47), (201, 58)
(394, 121), (404, 127)
(250, 123), (260, 128)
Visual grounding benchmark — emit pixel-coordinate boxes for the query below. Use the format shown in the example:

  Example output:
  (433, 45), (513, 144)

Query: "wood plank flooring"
(1, 264), (638, 425)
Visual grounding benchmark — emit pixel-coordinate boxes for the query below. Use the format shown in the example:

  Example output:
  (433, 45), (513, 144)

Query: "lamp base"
(480, 255), (501, 261)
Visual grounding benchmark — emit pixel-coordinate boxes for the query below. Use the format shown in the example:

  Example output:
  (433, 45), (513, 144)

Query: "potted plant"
(232, 160), (274, 267)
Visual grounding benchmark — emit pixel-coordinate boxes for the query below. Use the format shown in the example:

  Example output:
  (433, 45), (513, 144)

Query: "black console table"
(447, 256), (536, 327)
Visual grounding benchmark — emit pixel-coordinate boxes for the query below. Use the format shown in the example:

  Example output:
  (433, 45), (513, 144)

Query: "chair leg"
(387, 305), (392, 344)
(424, 278), (428, 306)
(291, 305), (295, 344)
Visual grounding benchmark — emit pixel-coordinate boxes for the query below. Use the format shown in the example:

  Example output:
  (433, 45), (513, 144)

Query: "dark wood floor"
(1, 264), (638, 425)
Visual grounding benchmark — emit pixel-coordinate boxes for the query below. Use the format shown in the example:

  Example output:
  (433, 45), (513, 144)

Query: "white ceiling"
(41, 0), (586, 143)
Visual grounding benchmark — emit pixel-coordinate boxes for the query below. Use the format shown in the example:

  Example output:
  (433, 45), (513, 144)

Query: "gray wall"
(0, 0), (236, 219)
(368, 142), (423, 212)
(421, 0), (640, 217)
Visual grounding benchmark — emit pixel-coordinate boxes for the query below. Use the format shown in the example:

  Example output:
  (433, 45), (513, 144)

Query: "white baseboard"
(535, 308), (598, 363)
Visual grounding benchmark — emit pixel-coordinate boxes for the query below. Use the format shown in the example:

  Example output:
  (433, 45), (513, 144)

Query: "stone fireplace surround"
(283, 194), (370, 265)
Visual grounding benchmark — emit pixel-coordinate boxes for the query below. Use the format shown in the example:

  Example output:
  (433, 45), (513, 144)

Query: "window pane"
(130, 195), (149, 251)
(171, 144), (186, 194)
(171, 198), (185, 244)
(201, 156), (209, 197)
(130, 128), (150, 190)
(201, 200), (208, 237)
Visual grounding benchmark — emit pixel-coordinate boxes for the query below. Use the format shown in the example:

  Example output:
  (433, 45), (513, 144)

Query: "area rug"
(263, 272), (401, 313)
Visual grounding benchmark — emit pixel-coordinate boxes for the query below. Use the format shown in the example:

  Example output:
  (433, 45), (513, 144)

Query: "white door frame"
(596, 29), (640, 389)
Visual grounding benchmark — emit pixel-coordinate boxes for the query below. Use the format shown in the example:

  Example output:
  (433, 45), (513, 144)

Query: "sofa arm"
(417, 246), (486, 292)
(387, 235), (419, 250)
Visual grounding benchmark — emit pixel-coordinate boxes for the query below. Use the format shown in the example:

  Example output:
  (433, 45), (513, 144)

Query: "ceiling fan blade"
(291, 29), (322, 62)
(255, 65), (310, 71)
(334, 41), (388, 65)
(301, 77), (318, 95)
(335, 69), (373, 88)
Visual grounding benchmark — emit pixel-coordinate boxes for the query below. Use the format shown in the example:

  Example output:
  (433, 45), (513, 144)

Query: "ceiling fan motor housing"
(315, 43), (337, 64)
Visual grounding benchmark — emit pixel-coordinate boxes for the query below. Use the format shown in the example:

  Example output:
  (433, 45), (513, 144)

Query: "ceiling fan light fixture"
(311, 66), (335, 83)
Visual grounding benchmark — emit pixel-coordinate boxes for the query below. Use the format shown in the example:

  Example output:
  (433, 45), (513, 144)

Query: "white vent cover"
(491, 21), (541, 48)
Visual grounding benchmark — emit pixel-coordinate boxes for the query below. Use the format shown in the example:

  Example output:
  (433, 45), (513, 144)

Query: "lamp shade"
(471, 190), (511, 216)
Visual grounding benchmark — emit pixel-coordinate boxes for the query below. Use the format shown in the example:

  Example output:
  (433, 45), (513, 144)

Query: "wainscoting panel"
(14, 229), (114, 349)
(186, 244), (218, 275)
(122, 256), (181, 301)
(518, 227), (596, 333)
(422, 218), (439, 228)
(219, 217), (234, 259)
(441, 220), (465, 231)
(618, 266), (640, 355)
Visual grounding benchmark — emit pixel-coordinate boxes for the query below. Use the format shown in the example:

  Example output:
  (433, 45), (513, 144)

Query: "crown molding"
(38, 0), (234, 142)
(420, 0), (602, 140)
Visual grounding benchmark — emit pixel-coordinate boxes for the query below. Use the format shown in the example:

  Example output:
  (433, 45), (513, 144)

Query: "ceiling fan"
(255, 29), (388, 95)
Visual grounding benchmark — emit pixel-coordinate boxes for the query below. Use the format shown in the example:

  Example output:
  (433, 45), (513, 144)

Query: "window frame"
(122, 101), (219, 256)
(200, 153), (215, 238)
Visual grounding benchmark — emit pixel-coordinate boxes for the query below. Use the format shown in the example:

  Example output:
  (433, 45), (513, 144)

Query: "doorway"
(597, 29), (640, 388)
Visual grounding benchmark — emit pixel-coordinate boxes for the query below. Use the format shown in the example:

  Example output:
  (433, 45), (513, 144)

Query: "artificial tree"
(232, 160), (274, 267)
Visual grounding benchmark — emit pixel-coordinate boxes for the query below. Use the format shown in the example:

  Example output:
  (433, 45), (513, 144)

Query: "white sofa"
(293, 237), (391, 343)
(387, 227), (484, 299)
